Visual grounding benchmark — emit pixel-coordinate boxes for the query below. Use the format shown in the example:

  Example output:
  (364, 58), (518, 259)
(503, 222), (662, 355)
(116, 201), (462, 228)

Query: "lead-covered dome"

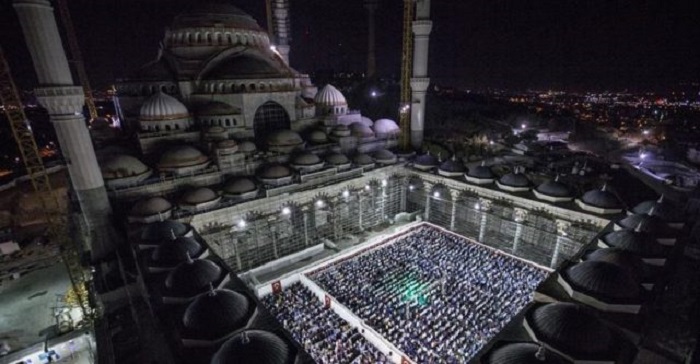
(438, 156), (465, 177)
(325, 152), (351, 169)
(100, 154), (151, 180)
(353, 153), (375, 167)
(307, 129), (329, 144)
(172, 2), (262, 31)
(413, 153), (439, 170)
(562, 261), (641, 301)
(151, 236), (203, 266)
(211, 330), (291, 364)
(536, 178), (572, 198)
(485, 342), (568, 364)
(197, 101), (240, 116)
(266, 130), (304, 152)
(140, 220), (190, 242)
(180, 187), (220, 208)
(580, 185), (622, 209)
(183, 289), (251, 339)
(372, 149), (397, 165)
(158, 145), (209, 169)
(140, 92), (189, 121)
(259, 164), (293, 179)
(631, 195), (683, 225)
(373, 118), (400, 137)
(223, 176), (258, 196)
(165, 258), (223, 297)
(600, 228), (664, 257)
(131, 196), (173, 217)
(330, 124), (351, 138)
(525, 303), (615, 360)
(350, 122), (374, 138)
(498, 172), (531, 189)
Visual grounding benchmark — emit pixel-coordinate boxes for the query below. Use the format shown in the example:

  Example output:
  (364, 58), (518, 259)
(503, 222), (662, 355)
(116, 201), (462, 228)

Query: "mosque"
(7, 0), (698, 363)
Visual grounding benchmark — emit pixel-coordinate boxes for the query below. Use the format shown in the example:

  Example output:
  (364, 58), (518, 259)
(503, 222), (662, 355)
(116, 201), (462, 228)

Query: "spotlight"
(282, 207), (291, 215)
(474, 203), (480, 210)
(316, 200), (324, 208)
(409, 185), (415, 191)
(365, 185), (371, 191)
(381, 179), (388, 187)
(433, 191), (440, 198)
(237, 220), (246, 228)
(342, 190), (350, 198)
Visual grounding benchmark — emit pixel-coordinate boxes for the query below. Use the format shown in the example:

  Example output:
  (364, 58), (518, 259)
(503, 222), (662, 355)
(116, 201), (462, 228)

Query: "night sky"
(1, 0), (698, 92)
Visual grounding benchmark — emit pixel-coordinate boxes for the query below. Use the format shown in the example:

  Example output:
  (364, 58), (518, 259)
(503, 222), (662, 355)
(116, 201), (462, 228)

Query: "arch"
(206, 32), (212, 44)
(250, 84), (256, 92)
(252, 101), (291, 147)
(175, 124), (180, 130)
(195, 32), (201, 44)
(226, 33), (232, 44)
(406, 175), (426, 214)
(428, 184), (453, 227)
(453, 190), (482, 239)
(214, 32), (221, 44)
(225, 119), (231, 127)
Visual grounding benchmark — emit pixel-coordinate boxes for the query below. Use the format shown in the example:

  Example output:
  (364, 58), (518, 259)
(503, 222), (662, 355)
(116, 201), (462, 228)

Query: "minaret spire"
(410, 0), (432, 148)
(364, 0), (380, 78)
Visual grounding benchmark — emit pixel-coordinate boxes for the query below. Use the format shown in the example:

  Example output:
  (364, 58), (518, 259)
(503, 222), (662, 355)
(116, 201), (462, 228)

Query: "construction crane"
(399, 0), (415, 150)
(56, 0), (98, 122)
(0, 47), (93, 325)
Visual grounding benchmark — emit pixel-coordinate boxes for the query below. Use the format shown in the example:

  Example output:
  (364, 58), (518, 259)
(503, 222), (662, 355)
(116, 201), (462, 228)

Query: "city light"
(643, 129), (650, 135)
(381, 179), (388, 187)
(316, 200), (324, 208)
(474, 203), (480, 210)
(365, 185), (371, 191)
(342, 190), (350, 198)
(281, 207), (291, 215)
(521, 123), (526, 129)
(371, 91), (377, 97)
(237, 220), (246, 228)
(433, 191), (441, 198)
(409, 185), (415, 191)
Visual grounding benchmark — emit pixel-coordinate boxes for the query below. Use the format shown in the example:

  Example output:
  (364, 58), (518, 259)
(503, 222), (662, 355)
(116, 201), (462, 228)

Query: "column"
(358, 194), (364, 231)
(477, 198), (491, 242)
(410, 0), (432, 148)
(271, 228), (279, 259)
(449, 200), (457, 231)
(303, 210), (310, 247)
(512, 208), (528, 254)
(551, 220), (571, 268)
(424, 192), (431, 221)
(400, 181), (407, 212)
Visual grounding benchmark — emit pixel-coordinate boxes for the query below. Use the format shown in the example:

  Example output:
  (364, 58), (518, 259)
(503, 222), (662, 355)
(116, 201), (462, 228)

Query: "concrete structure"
(13, 0), (115, 259)
(410, 0), (432, 148)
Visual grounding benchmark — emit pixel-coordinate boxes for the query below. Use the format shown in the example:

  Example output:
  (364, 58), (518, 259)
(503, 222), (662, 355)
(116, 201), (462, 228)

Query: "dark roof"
(581, 188), (622, 209)
(484, 342), (568, 364)
(616, 213), (669, 235)
(439, 159), (466, 173)
(165, 258), (223, 297)
(467, 165), (496, 179)
(211, 330), (291, 364)
(527, 303), (614, 359)
(140, 220), (189, 241)
(601, 230), (665, 257)
(562, 261), (641, 302)
(183, 289), (251, 339)
(585, 248), (647, 282)
(631, 197), (683, 222)
(498, 172), (531, 188)
(535, 179), (572, 198)
(150, 236), (203, 265)
(414, 153), (439, 167)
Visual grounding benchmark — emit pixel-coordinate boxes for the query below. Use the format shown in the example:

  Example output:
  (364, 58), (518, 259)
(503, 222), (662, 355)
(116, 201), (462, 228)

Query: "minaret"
(271, 0), (291, 65)
(13, 0), (115, 260)
(364, 0), (379, 78)
(410, 0), (432, 148)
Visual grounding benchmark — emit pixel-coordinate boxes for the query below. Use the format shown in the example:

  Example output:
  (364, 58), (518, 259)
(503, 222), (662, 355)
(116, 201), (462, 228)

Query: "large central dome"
(172, 2), (262, 31)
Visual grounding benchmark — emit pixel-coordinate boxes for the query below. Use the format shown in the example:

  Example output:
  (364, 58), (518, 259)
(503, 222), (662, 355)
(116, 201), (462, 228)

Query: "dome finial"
(657, 194), (665, 203)
(241, 331), (250, 345)
(185, 251), (194, 264)
(481, 160), (486, 167)
(648, 205), (656, 217)
(634, 220), (644, 233)
(554, 174), (560, 182)
(207, 283), (217, 296)
(170, 228), (177, 241)
(535, 345), (546, 361)
(601, 182), (608, 192)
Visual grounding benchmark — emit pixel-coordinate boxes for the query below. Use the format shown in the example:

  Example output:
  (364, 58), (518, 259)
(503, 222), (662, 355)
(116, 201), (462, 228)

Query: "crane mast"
(0, 47), (93, 324)
(399, 0), (415, 150)
(56, 0), (98, 121)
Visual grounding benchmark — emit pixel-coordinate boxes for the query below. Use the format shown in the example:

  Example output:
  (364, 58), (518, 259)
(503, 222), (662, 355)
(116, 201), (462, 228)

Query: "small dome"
(140, 92), (189, 121)
(414, 153), (439, 167)
(314, 84), (347, 106)
(631, 195), (682, 222)
(217, 140), (239, 153)
(165, 258), (223, 297)
(581, 185), (622, 209)
(467, 163), (496, 179)
(292, 152), (322, 166)
(140, 220), (189, 241)
(131, 196), (172, 217)
(373, 118), (400, 135)
(158, 145), (209, 168)
(223, 176), (258, 195)
(601, 229), (664, 257)
(206, 126), (226, 134)
(372, 149), (397, 164)
(197, 101), (240, 116)
(307, 129), (328, 144)
(266, 130), (303, 147)
(535, 178), (572, 198)
(353, 153), (374, 166)
(563, 261), (641, 301)
(527, 303), (614, 358)
(486, 343), (568, 364)
(151, 236), (203, 265)
(360, 116), (374, 127)
(100, 154), (150, 180)
(211, 330), (291, 364)
(325, 153), (350, 166)
(180, 187), (219, 205)
(616, 212), (667, 234)
(259, 164), (292, 179)
(585, 248), (646, 281)
(499, 172), (531, 188)
(350, 122), (374, 138)
(439, 158), (466, 173)
(183, 289), (251, 339)
(331, 124), (351, 138)
(238, 140), (257, 153)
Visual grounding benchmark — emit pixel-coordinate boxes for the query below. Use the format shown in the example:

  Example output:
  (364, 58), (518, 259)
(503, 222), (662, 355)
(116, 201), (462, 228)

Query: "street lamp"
(342, 190), (350, 198)
(281, 207), (291, 215)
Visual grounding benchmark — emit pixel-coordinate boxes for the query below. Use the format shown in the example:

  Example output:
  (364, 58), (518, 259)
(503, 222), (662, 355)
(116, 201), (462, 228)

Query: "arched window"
(232, 118), (237, 126)
(175, 124), (180, 130)
(226, 33), (232, 44)
(206, 33), (212, 44)
(250, 84), (256, 92)
(253, 101), (291, 147)
(165, 125), (171, 131)
(225, 119), (231, 127)
(195, 33), (201, 44)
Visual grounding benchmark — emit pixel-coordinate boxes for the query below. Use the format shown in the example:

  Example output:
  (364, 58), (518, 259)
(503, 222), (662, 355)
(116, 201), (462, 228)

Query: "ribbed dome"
(197, 101), (240, 116)
(259, 164), (292, 179)
(350, 122), (375, 138)
(211, 330), (291, 364)
(151, 236), (203, 265)
(563, 261), (641, 301)
(414, 153), (439, 167)
(536, 178), (572, 198)
(527, 303), (613, 358)
(601, 229), (664, 257)
(439, 158), (466, 173)
(165, 258), (223, 297)
(308, 129), (328, 144)
(180, 187), (219, 205)
(223, 176), (258, 195)
(314, 84), (347, 106)
(141, 220), (189, 241)
(499, 172), (531, 188)
(183, 289), (251, 339)
(616, 212), (667, 234)
(331, 124), (351, 137)
(467, 164), (496, 179)
(266, 130), (303, 147)
(373, 118), (400, 135)
(101, 154), (150, 180)
(131, 196), (172, 217)
(292, 152), (322, 166)
(581, 186), (622, 209)
(140, 92), (189, 121)
(325, 153), (350, 166)
(238, 140), (257, 153)
(486, 343), (568, 364)
(353, 153), (374, 166)
(372, 149), (397, 164)
(172, 2), (262, 32)
(158, 145), (209, 168)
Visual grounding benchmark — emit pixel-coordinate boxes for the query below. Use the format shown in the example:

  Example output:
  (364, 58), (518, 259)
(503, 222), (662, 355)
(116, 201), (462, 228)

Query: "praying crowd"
(309, 226), (548, 363)
(262, 282), (392, 364)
